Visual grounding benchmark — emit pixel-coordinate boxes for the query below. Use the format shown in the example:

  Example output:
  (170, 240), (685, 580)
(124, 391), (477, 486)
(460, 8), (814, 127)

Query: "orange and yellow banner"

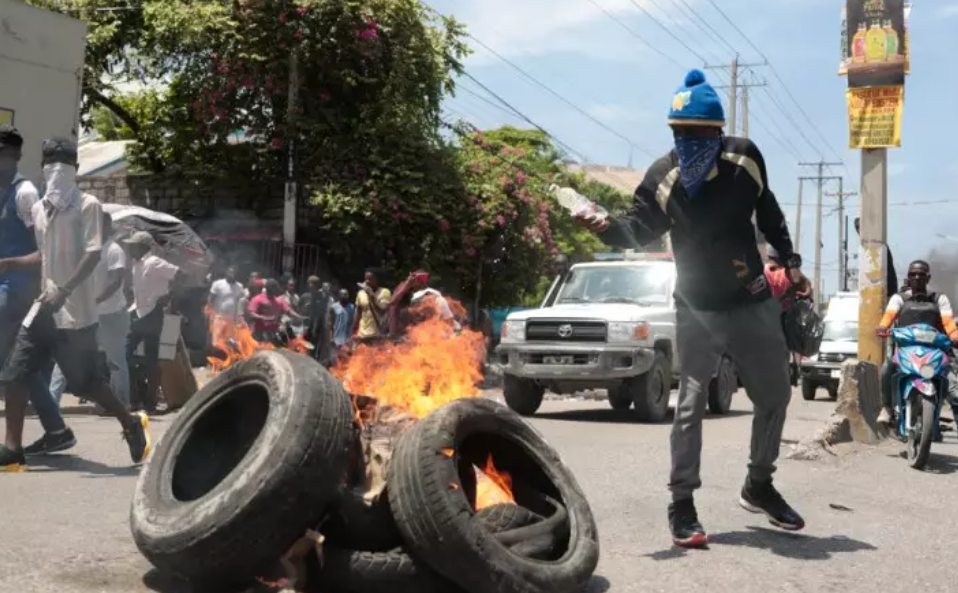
(847, 86), (903, 149)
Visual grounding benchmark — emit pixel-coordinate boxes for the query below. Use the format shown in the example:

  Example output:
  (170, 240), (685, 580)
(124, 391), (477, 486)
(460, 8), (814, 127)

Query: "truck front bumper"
(495, 342), (654, 380)
(800, 362), (843, 385)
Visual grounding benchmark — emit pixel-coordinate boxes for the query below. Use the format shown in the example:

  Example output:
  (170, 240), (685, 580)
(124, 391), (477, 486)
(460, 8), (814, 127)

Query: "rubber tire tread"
(707, 357), (736, 415)
(911, 396), (936, 470)
(503, 375), (544, 416)
(631, 352), (670, 422)
(323, 487), (403, 552)
(130, 351), (353, 587)
(388, 398), (599, 593)
(801, 379), (817, 401)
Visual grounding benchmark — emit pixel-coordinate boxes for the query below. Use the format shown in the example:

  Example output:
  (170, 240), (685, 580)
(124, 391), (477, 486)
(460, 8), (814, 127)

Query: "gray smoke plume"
(924, 245), (958, 298)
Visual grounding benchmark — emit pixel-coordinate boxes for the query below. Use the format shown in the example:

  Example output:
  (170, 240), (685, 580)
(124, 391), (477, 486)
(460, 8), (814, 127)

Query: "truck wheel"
(503, 375), (544, 417)
(708, 356), (737, 415)
(801, 379), (817, 401)
(630, 352), (671, 422)
(827, 385), (839, 401)
(608, 390), (633, 410)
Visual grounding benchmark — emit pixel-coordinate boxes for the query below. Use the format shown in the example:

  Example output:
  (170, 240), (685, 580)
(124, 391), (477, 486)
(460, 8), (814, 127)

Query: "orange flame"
(331, 298), (486, 418)
(207, 308), (311, 375)
(475, 454), (515, 510)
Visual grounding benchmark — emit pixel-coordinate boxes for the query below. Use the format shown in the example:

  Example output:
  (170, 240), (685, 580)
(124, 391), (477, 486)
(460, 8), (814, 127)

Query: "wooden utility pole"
(827, 182), (858, 292)
(858, 149), (888, 365)
(799, 162), (842, 304)
(706, 56), (765, 136)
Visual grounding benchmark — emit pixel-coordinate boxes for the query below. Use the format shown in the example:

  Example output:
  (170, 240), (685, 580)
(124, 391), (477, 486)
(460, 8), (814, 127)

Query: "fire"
(475, 454), (515, 510)
(332, 298), (487, 418)
(207, 309), (311, 375)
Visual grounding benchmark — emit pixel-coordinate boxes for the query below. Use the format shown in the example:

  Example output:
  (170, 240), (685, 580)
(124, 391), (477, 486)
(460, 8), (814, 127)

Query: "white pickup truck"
(495, 253), (737, 421)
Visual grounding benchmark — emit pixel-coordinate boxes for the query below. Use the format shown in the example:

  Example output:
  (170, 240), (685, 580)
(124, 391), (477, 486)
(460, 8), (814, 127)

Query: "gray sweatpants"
(670, 298), (792, 501)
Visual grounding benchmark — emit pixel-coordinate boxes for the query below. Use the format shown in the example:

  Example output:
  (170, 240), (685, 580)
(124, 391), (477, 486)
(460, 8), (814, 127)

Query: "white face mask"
(42, 163), (79, 210)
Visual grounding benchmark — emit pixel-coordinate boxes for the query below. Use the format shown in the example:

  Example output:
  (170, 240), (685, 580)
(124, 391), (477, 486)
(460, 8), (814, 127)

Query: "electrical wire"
(672, 0), (738, 56)
(645, 0), (723, 64)
(626, 0), (708, 63)
(583, 0), (684, 69)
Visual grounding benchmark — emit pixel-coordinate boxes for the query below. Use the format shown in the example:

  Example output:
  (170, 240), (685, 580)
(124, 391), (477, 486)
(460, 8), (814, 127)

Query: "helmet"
(781, 299), (824, 357)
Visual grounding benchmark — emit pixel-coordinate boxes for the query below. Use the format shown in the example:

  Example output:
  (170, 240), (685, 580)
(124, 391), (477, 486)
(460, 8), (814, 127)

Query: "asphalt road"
(1, 389), (957, 593)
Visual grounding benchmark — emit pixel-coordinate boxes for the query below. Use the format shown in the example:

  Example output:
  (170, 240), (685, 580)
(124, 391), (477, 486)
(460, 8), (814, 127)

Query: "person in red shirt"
(249, 279), (303, 343)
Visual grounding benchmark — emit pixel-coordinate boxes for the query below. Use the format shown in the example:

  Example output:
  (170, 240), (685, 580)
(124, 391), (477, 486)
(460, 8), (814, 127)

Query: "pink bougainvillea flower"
(515, 172), (526, 184)
(496, 214), (506, 227)
(500, 147), (510, 155)
(489, 157), (497, 165)
(280, 13), (287, 25)
(271, 138), (282, 149)
(296, 6), (307, 14)
(466, 247), (477, 257)
(438, 219), (451, 232)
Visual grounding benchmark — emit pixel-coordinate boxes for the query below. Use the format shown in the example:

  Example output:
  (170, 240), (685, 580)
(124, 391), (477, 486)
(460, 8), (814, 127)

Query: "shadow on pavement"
(143, 569), (192, 593)
(926, 454), (958, 474)
(25, 454), (141, 477)
(584, 575), (612, 593)
(707, 526), (876, 560)
(535, 408), (750, 424)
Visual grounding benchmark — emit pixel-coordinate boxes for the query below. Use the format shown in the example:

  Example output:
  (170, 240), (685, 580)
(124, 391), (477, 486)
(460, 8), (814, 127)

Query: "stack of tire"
(131, 350), (600, 593)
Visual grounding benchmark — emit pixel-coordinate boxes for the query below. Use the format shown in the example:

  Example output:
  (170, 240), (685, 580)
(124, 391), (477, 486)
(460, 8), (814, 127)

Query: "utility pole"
(799, 161), (842, 304)
(858, 149), (888, 365)
(706, 56), (765, 136)
(826, 183), (858, 292)
(795, 178), (804, 252)
(282, 52), (300, 275)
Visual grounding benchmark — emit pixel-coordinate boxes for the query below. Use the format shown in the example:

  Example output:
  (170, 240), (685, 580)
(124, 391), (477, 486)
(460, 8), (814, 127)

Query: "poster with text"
(839, 0), (906, 87)
(0, 109), (12, 126)
(847, 86), (903, 148)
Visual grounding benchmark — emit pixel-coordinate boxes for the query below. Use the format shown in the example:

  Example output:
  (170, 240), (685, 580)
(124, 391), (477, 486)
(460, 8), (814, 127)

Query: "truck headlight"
(920, 364), (936, 379)
(501, 320), (526, 344)
(608, 322), (650, 343)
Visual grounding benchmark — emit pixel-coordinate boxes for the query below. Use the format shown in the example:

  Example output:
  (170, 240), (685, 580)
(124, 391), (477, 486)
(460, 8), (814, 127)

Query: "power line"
(626, 0), (708, 63)
(583, 0), (683, 69)
(645, 0), (723, 63)
(460, 30), (657, 158)
(703, 0), (845, 163)
(673, 0), (738, 56)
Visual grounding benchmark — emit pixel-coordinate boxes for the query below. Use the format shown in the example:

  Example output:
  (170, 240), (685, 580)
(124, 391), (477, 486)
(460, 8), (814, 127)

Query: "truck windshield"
(823, 320), (858, 342)
(556, 265), (670, 306)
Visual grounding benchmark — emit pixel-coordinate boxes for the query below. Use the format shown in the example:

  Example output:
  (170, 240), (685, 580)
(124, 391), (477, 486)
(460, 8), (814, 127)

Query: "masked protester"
(875, 260), (958, 425)
(0, 138), (151, 470)
(577, 69), (808, 547)
(0, 126), (73, 456)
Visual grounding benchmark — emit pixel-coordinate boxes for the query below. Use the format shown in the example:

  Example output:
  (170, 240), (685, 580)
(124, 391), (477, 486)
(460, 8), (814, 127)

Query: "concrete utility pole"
(826, 182), (859, 292)
(282, 52), (300, 275)
(706, 56), (766, 136)
(858, 149), (889, 365)
(799, 161), (842, 304)
(795, 178), (804, 252)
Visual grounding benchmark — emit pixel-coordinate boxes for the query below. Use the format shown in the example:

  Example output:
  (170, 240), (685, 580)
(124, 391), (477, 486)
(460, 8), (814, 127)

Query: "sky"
(432, 0), (958, 299)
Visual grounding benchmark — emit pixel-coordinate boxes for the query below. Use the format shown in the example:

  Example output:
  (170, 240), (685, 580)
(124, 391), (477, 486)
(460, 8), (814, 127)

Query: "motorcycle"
(887, 323), (951, 469)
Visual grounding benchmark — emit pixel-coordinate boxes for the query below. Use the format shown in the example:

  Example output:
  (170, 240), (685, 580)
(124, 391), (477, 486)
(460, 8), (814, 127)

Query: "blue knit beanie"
(667, 69), (725, 127)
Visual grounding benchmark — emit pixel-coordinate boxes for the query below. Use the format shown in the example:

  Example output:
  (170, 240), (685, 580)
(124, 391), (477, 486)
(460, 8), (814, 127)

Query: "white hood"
(506, 302), (671, 324)
(819, 339), (858, 356)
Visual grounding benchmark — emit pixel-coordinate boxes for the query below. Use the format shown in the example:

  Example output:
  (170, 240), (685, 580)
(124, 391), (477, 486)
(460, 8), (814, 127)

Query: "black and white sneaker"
(668, 498), (708, 548)
(23, 428), (77, 457)
(739, 477), (805, 531)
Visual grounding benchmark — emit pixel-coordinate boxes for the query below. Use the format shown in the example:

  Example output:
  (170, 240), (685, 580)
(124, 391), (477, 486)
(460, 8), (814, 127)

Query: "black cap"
(41, 137), (78, 166)
(0, 125), (24, 150)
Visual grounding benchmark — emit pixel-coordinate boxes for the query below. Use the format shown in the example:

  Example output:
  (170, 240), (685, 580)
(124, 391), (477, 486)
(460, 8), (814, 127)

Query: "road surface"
(1, 389), (956, 592)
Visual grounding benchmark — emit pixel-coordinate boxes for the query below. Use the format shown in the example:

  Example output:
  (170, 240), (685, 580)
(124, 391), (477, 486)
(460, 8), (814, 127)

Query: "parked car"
(494, 252), (737, 421)
(800, 292), (859, 401)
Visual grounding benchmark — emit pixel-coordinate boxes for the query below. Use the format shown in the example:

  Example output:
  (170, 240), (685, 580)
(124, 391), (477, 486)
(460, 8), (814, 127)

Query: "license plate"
(831, 370), (842, 379)
(913, 329), (937, 344)
(543, 355), (575, 365)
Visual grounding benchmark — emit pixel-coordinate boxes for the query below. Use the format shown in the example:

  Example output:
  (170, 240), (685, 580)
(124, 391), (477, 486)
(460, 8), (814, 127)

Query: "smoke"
(924, 245), (958, 298)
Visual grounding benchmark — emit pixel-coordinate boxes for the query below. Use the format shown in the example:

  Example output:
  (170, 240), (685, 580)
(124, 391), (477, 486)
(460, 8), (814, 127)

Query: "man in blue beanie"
(578, 69), (807, 547)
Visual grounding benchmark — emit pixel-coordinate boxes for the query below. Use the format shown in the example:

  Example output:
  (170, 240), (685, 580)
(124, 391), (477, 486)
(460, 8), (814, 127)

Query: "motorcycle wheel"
(907, 393), (936, 470)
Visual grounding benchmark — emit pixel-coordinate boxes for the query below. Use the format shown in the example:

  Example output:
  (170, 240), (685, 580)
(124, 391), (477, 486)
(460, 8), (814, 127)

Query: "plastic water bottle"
(550, 185), (609, 221)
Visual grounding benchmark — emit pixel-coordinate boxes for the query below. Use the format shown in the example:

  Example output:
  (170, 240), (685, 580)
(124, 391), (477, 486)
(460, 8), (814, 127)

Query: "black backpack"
(780, 288), (824, 357)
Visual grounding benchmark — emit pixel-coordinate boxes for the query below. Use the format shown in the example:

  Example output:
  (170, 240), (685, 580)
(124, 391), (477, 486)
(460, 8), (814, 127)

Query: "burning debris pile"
(206, 311), (311, 375)
(130, 297), (599, 593)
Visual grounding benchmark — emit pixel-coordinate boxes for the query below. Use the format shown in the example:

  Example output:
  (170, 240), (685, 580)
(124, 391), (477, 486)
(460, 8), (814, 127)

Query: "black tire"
(827, 385), (839, 401)
(503, 374), (545, 416)
(908, 393), (936, 470)
(629, 352), (670, 422)
(801, 379), (817, 401)
(311, 504), (554, 593)
(708, 356), (737, 415)
(607, 390), (632, 410)
(130, 351), (353, 587)
(323, 487), (402, 552)
(388, 399), (599, 593)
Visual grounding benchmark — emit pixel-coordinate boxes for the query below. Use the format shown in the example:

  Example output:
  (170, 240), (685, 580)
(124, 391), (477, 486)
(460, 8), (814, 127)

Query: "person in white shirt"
(209, 265), (244, 320)
(0, 138), (151, 470)
(124, 231), (180, 413)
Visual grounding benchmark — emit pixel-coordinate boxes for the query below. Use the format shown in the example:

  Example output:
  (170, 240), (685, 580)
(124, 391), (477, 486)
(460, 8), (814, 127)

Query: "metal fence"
(206, 240), (323, 282)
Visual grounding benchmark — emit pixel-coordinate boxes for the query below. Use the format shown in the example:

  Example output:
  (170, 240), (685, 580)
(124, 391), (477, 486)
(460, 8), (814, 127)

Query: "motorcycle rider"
(875, 260), (958, 425)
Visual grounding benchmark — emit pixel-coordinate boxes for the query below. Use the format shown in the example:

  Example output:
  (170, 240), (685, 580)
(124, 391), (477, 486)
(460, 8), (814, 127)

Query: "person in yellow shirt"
(353, 270), (391, 340)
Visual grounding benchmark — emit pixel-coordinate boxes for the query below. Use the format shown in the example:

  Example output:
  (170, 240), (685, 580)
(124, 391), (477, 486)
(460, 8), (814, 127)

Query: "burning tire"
(311, 503), (558, 593)
(387, 399), (599, 593)
(323, 487), (403, 552)
(130, 350), (353, 587)
(503, 375), (544, 416)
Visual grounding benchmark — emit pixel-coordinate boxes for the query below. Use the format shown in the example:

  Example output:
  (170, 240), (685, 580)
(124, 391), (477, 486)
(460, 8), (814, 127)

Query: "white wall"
(0, 1), (86, 184)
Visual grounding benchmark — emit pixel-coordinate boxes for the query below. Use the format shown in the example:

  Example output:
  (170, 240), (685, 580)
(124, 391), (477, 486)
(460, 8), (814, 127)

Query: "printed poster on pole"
(846, 86), (903, 149)
(839, 0), (907, 88)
